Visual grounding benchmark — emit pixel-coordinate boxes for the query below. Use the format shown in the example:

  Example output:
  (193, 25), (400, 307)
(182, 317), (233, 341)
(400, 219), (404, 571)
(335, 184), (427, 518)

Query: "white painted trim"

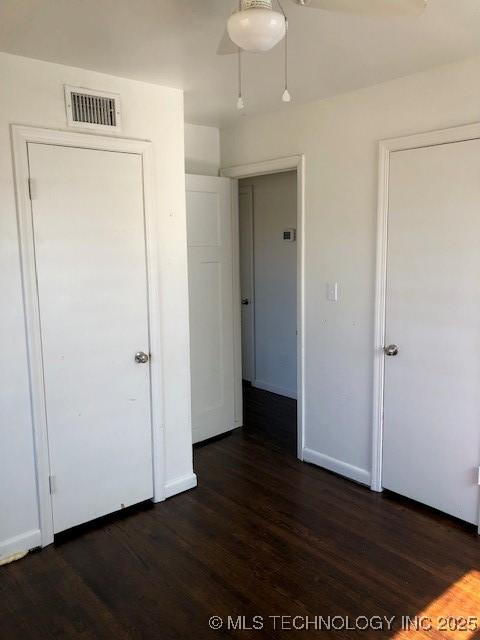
(231, 179), (243, 427)
(222, 155), (302, 179)
(297, 155), (306, 461)
(253, 380), (297, 400)
(142, 144), (166, 504)
(303, 448), (371, 486)
(371, 141), (389, 494)
(222, 155), (306, 460)
(164, 473), (198, 498)
(0, 529), (41, 561)
(11, 124), (165, 546)
(372, 121), (480, 496)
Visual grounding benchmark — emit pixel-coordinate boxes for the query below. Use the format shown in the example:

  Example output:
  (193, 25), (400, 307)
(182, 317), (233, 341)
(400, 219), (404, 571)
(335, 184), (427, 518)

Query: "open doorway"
(223, 155), (305, 459)
(238, 171), (298, 453)
(187, 156), (304, 456)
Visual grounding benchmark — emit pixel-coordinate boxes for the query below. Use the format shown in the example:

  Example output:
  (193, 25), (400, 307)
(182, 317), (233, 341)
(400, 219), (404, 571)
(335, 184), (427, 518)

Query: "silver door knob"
(241, 298), (249, 306)
(135, 351), (149, 364)
(384, 344), (399, 357)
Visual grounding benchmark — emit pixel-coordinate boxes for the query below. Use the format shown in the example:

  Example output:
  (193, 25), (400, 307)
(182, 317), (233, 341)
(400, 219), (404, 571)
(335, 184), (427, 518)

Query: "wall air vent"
(64, 85), (122, 132)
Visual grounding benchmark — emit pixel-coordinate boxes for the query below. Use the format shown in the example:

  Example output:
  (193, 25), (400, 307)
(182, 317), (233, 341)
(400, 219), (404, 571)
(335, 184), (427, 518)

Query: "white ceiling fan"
(218, 0), (428, 55)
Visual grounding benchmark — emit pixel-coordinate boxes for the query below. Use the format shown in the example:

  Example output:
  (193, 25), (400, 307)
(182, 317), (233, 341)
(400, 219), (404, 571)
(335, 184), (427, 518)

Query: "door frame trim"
(222, 155), (306, 459)
(11, 125), (164, 546)
(238, 184), (256, 386)
(372, 121), (480, 493)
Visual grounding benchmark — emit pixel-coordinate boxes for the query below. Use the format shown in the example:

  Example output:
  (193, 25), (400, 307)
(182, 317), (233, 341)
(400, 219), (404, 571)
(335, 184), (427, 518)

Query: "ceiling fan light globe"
(227, 9), (286, 53)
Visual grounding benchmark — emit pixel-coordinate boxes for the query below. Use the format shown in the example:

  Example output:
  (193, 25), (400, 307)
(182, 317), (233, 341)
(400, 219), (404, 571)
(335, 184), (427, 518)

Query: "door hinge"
(48, 475), (55, 495)
(478, 467), (480, 486)
(27, 178), (35, 200)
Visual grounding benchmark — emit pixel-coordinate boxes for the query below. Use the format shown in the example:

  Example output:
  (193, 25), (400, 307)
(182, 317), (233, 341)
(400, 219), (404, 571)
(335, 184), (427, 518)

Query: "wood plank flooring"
(1, 427), (479, 639)
(242, 380), (297, 453)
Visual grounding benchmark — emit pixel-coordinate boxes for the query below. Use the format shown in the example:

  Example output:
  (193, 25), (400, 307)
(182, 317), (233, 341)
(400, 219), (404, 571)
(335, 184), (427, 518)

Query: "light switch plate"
(327, 282), (338, 302)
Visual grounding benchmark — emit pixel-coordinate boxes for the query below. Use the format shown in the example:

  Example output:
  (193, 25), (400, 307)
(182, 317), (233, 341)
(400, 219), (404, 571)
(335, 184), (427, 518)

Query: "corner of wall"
(184, 123), (220, 177)
(164, 472), (198, 499)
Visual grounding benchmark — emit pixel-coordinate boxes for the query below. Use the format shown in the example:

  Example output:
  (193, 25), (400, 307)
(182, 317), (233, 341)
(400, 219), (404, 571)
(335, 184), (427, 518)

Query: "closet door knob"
(384, 345), (399, 357)
(135, 351), (149, 364)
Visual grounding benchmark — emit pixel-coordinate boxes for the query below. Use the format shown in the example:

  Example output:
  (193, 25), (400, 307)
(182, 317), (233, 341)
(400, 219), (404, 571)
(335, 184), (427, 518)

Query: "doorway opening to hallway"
(238, 172), (298, 453)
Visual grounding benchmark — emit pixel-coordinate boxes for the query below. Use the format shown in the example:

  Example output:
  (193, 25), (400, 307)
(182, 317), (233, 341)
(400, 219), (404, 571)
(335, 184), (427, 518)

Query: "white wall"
(221, 54), (480, 485)
(185, 123), (220, 176)
(0, 52), (194, 560)
(240, 172), (297, 398)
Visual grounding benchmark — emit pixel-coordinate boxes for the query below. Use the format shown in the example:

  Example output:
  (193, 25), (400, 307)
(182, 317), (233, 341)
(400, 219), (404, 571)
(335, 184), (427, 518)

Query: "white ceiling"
(1, 0), (480, 127)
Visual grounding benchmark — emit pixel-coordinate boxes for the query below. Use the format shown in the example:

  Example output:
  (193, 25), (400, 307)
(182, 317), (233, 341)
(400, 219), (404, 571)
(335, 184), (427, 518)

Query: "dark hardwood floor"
(242, 380), (297, 453)
(1, 427), (480, 639)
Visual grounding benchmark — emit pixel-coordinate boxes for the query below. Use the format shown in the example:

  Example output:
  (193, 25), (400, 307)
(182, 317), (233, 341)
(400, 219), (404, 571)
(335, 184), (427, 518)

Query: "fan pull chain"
(282, 17), (291, 102)
(237, 49), (244, 110)
(236, 0), (244, 110)
(276, 0), (291, 103)
(234, 0), (292, 112)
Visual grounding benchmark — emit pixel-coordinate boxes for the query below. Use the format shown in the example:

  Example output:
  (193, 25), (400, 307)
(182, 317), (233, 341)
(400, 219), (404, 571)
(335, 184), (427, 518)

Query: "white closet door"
(186, 174), (235, 444)
(29, 143), (153, 533)
(383, 139), (480, 525)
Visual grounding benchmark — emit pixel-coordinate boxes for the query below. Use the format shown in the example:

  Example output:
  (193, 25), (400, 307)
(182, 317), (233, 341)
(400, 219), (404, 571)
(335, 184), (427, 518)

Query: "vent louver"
(65, 85), (122, 132)
(71, 92), (116, 126)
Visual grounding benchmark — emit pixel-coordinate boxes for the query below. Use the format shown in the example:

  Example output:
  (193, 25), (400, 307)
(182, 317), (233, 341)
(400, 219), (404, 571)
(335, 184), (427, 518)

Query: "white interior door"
(239, 185), (255, 382)
(186, 174), (235, 444)
(383, 139), (480, 525)
(28, 143), (153, 533)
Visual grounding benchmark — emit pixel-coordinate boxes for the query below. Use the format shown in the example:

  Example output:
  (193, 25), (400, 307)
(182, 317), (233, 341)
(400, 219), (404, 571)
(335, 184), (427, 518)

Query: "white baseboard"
(303, 448), (371, 486)
(253, 380), (297, 400)
(164, 472), (198, 499)
(0, 529), (41, 562)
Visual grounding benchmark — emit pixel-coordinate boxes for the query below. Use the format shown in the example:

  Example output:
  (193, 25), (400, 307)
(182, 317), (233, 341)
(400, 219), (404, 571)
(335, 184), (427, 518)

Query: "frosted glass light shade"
(227, 9), (286, 53)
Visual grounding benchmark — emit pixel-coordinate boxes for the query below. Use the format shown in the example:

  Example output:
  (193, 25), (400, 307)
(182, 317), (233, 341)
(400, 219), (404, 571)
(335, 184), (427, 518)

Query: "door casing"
(11, 125), (164, 547)
(373, 122), (480, 532)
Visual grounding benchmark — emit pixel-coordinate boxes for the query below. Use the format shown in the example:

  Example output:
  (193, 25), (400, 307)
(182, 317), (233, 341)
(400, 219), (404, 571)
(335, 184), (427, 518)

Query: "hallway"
(242, 381), (297, 454)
